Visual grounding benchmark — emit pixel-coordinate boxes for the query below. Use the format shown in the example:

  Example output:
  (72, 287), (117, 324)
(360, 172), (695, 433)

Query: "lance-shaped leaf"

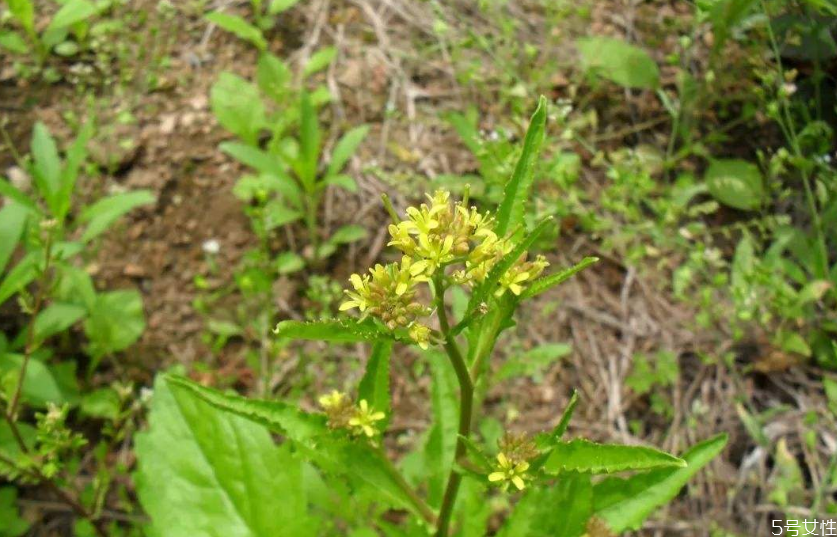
(520, 256), (598, 300)
(457, 217), (553, 334)
(0, 202), (28, 274)
(495, 96), (547, 237)
(273, 318), (392, 343)
(594, 434), (728, 532)
(542, 439), (686, 475)
(326, 125), (369, 178)
(358, 340), (392, 428)
(205, 11), (266, 51)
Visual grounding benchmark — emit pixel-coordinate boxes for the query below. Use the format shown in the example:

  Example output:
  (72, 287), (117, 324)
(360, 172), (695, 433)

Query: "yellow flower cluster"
(488, 432), (539, 491)
(340, 190), (550, 347)
(318, 391), (386, 438)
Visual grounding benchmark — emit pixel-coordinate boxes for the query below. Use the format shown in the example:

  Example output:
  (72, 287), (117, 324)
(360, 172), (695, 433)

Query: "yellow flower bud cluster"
(488, 432), (539, 491)
(318, 391), (386, 438)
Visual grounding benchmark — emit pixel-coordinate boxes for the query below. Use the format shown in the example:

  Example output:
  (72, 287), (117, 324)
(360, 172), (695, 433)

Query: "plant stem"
(378, 449), (437, 526)
(8, 232), (53, 419)
(432, 274), (474, 537)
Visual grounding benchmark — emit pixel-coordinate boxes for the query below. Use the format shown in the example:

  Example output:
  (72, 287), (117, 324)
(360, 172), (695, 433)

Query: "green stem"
(432, 274), (473, 537)
(378, 449), (437, 526)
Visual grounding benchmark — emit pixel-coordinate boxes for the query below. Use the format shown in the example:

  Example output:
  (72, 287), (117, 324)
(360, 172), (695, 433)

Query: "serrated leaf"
(273, 319), (391, 343)
(495, 96), (547, 237)
(520, 257), (598, 300)
(326, 125), (369, 178)
(424, 349), (459, 507)
(577, 36), (660, 89)
(595, 434), (728, 532)
(498, 472), (592, 537)
(205, 11), (266, 50)
(542, 439), (686, 475)
(46, 0), (97, 32)
(79, 190), (155, 242)
(705, 159), (763, 211)
(135, 375), (318, 537)
(358, 340), (392, 428)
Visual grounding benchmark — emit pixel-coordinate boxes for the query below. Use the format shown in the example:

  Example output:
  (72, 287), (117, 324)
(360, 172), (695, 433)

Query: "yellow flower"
(495, 254), (549, 297)
(488, 452), (529, 491)
(340, 273), (372, 312)
(318, 390), (348, 409)
(349, 399), (386, 437)
(409, 323), (431, 349)
(318, 390), (355, 429)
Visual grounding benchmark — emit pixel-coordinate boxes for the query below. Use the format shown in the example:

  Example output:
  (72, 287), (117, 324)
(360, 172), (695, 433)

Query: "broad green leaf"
(495, 96), (547, 237)
(705, 159), (763, 211)
(8, 0), (34, 33)
(454, 478), (490, 537)
(211, 72), (265, 145)
(79, 190), (155, 242)
(135, 375), (318, 537)
(496, 343), (571, 381)
(256, 53), (292, 102)
(424, 349), (459, 507)
(774, 329), (811, 357)
(0, 251), (39, 307)
(595, 434), (728, 532)
(329, 224), (367, 244)
(498, 472), (592, 537)
(303, 47), (337, 76)
(31, 122), (62, 209)
(0, 31), (28, 54)
(220, 142), (284, 175)
(273, 319), (391, 343)
(0, 202), (28, 274)
(542, 439), (686, 475)
(205, 11), (266, 50)
(0, 487), (29, 537)
(46, 0), (97, 32)
(263, 200), (303, 230)
(0, 354), (79, 407)
(298, 92), (321, 188)
(268, 0), (301, 14)
(521, 257), (599, 300)
(577, 36), (660, 89)
(358, 340), (392, 427)
(84, 289), (146, 361)
(276, 252), (305, 274)
(80, 387), (121, 420)
(32, 302), (87, 345)
(326, 125), (369, 177)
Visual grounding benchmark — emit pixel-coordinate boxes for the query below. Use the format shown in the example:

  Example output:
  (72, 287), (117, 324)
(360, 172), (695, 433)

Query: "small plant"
(135, 98), (726, 536)
(0, 121), (153, 534)
(204, 0), (302, 49)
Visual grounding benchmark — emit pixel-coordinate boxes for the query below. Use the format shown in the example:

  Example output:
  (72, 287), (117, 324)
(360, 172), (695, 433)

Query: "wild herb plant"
(136, 98), (727, 537)
(0, 121), (152, 535)
(205, 0), (302, 49)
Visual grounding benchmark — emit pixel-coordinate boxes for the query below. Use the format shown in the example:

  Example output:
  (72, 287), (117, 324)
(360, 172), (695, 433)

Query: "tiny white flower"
(202, 239), (220, 255)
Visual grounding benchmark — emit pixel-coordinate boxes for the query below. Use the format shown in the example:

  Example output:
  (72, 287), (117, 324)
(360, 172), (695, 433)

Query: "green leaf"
(211, 72), (265, 145)
(268, 0), (301, 14)
(542, 439), (686, 475)
(205, 11), (266, 50)
(329, 224), (367, 245)
(0, 202), (28, 275)
(498, 473), (592, 537)
(32, 302), (87, 345)
(56, 121), (93, 220)
(220, 142), (284, 175)
(303, 47), (337, 76)
(263, 200), (303, 230)
(8, 0), (34, 34)
(80, 387), (121, 420)
(774, 329), (812, 357)
(79, 190), (155, 242)
(327, 125), (369, 177)
(424, 349), (459, 507)
(84, 289), (146, 361)
(495, 96), (547, 237)
(276, 252), (305, 274)
(0, 177), (39, 213)
(824, 377), (837, 415)
(0, 487), (29, 537)
(521, 257), (599, 300)
(496, 343), (571, 381)
(46, 0), (97, 32)
(358, 340), (392, 427)
(0, 31), (29, 54)
(273, 319), (391, 343)
(595, 434), (728, 532)
(135, 375), (318, 537)
(0, 354), (79, 407)
(298, 92), (321, 188)
(705, 159), (764, 211)
(256, 53), (292, 102)
(323, 173), (357, 192)
(31, 122), (62, 210)
(547, 389), (578, 442)
(0, 251), (38, 307)
(577, 36), (660, 89)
